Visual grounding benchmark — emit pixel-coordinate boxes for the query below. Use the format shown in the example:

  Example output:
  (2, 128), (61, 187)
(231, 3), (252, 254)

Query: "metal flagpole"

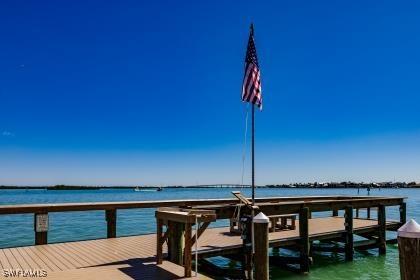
(250, 24), (256, 280)
(250, 23), (256, 207)
(251, 103), (255, 205)
(251, 103), (255, 280)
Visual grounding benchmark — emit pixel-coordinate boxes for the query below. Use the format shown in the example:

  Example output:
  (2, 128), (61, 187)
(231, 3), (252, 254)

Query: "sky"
(1, 0), (420, 186)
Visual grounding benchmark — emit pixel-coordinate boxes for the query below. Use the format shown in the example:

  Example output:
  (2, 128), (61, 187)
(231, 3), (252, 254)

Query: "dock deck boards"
(0, 217), (399, 279)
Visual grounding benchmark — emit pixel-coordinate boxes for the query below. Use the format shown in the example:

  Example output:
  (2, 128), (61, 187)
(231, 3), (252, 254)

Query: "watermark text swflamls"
(2, 269), (47, 278)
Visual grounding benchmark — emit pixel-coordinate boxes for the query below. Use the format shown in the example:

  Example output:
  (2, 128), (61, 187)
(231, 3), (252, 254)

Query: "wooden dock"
(0, 217), (400, 279)
(0, 233), (210, 279)
(0, 195), (406, 279)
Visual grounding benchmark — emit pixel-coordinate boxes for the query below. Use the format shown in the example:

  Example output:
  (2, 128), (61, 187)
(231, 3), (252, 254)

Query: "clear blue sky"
(1, 0), (420, 185)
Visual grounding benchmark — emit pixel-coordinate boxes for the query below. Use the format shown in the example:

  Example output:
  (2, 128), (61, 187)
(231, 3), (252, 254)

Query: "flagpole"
(250, 23), (256, 206)
(251, 104), (255, 205)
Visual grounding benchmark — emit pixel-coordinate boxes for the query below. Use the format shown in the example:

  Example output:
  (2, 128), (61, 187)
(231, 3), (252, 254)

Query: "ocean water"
(0, 187), (419, 279)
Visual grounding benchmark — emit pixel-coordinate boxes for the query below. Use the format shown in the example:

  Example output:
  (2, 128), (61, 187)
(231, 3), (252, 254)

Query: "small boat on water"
(134, 186), (163, 192)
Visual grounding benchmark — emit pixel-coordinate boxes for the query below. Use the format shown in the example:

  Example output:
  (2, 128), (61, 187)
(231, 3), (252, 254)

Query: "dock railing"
(0, 195), (405, 246)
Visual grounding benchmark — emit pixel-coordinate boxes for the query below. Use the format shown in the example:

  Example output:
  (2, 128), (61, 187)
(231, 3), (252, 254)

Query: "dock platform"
(0, 195), (406, 279)
(0, 217), (400, 279)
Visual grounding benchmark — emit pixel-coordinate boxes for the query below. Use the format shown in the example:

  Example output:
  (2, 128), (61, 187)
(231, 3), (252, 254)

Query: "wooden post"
(253, 212), (269, 280)
(168, 221), (184, 265)
(156, 218), (163, 264)
(184, 222), (192, 278)
(400, 202), (407, 225)
(367, 207), (371, 219)
(356, 208), (359, 218)
(398, 219), (420, 280)
(378, 205), (386, 255)
(34, 212), (48, 245)
(332, 209), (338, 217)
(344, 206), (354, 261)
(299, 207), (310, 273)
(106, 209), (117, 238)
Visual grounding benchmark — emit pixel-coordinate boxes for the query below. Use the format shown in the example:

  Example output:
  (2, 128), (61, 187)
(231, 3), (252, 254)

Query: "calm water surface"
(0, 188), (419, 279)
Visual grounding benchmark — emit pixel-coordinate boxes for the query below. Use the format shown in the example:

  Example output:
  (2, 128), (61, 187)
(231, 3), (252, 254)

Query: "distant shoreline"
(0, 183), (419, 190)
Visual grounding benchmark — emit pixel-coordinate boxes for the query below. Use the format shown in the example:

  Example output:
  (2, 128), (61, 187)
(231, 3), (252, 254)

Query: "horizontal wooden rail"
(0, 195), (403, 215)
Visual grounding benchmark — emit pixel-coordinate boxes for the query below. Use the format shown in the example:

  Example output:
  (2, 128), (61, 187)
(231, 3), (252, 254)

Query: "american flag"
(241, 24), (262, 110)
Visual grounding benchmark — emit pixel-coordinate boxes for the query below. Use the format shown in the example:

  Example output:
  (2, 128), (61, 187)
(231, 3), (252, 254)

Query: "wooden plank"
(27, 246), (61, 271)
(37, 244), (75, 270)
(51, 242), (98, 267)
(3, 248), (23, 270)
(46, 244), (86, 268)
(0, 248), (11, 269)
(18, 246), (51, 271)
(15, 247), (43, 270)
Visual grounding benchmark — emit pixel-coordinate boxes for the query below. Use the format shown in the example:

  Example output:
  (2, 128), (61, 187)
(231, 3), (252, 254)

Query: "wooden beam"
(344, 206), (354, 261)
(270, 255), (301, 265)
(378, 205), (386, 255)
(191, 221), (210, 246)
(354, 239), (379, 251)
(0, 196), (404, 215)
(105, 209), (116, 238)
(299, 207), (310, 273)
(232, 191), (253, 207)
(184, 223), (192, 278)
(400, 202), (407, 225)
(34, 212), (48, 245)
(311, 244), (345, 253)
(167, 221), (184, 265)
(156, 218), (163, 264)
(254, 216), (269, 280)
(398, 236), (420, 280)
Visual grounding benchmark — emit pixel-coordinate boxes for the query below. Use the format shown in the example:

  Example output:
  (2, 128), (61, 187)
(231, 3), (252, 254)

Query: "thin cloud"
(2, 131), (15, 137)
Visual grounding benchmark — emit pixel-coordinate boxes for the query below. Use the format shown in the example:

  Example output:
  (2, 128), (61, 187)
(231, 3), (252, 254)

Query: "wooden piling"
(184, 222), (192, 277)
(378, 205), (386, 255)
(156, 218), (163, 264)
(332, 209), (338, 217)
(168, 221), (184, 265)
(299, 207), (310, 273)
(106, 209), (117, 238)
(400, 202), (407, 225)
(344, 206), (354, 261)
(34, 212), (48, 245)
(253, 212), (269, 280)
(398, 219), (420, 280)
